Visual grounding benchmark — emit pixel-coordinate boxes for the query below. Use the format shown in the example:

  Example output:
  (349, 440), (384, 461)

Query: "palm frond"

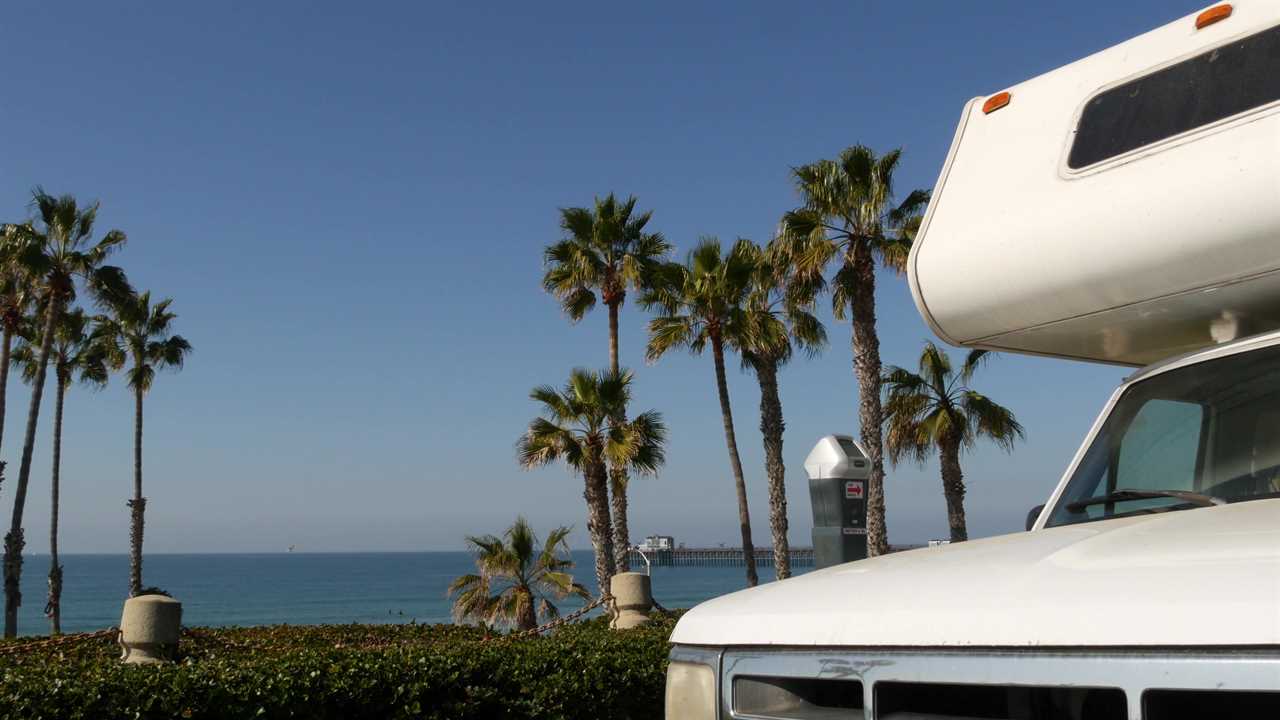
(645, 314), (697, 362)
(517, 417), (581, 470)
(606, 409), (667, 476)
(961, 390), (1025, 452)
(958, 349), (989, 384)
(918, 342), (952, 396)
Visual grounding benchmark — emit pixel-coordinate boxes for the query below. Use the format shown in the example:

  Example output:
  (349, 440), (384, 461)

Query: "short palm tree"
(3, 188), (130, 638)
(543, 194), (671, 570)
(882, 343), (1024, 543)
(776, 145), (930, 557)
(448, 516), (590, 631)
(12, 308), (108, 634)
(738, 243), (825, 580)
(93, 291), (191, 597)
(517, 369), (665, 598)
(644, 237), (761, 587)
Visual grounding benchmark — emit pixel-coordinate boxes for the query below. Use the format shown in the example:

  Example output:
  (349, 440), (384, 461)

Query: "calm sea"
(13, 552), (807, 636)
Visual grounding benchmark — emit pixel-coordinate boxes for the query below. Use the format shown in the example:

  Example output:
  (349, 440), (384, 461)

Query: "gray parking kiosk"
(804, 434), (870, 569)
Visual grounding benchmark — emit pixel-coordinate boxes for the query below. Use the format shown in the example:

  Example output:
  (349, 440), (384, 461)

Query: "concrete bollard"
(119, 594), (182, 664)
(609, 572), (654, 630)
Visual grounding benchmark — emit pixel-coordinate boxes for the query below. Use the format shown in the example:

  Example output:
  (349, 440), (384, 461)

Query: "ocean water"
(12, 552), (807, 636)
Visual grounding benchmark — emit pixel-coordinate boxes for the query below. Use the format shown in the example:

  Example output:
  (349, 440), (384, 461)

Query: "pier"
(627, 546), (815, 568)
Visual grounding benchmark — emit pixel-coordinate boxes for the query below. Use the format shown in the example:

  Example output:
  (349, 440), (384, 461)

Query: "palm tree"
(517, 368), (665, 598)
(0, 225), (37, 457)
(882, 343), (1024, 542)
(3, 189), (130, 638)
(644, 237), (761, 586)
(776, 145), (930, 556)
(12, 308), (108, 634)
(737, 243), (825, 580)
(93, 291), (191, 598)
(543, 194), (671, 570)
(448, 516), (590, 631)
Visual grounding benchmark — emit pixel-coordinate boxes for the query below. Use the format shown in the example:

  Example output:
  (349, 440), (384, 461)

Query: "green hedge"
(0, 614), (679, 720)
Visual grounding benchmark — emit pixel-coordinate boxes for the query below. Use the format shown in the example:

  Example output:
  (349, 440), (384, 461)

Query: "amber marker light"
(983, 91), (1012, 114)
(1196, 4), (1232, 30)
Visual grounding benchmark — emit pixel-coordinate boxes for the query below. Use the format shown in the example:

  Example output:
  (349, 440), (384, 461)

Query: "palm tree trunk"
(605, 300), (631, 571)
(609, 468), (630, 571)
(849, 244), (890, 557)
(939, 437), (969, 543)
(0, 327), (12, 520)
(754, 358), (791, 580)
(129, 386), (145, 597)
(712, 336), (758, 587)
(47, 377), (66, 635)
(4, 297), (59, 638)
(583, 462), (617, 598)
(517, 588), (537, 632)
(0, 325), (12, 453)
(607, 301), (620, 375)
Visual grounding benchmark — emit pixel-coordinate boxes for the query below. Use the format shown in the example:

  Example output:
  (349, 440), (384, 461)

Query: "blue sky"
(0, 1), (1204, 553)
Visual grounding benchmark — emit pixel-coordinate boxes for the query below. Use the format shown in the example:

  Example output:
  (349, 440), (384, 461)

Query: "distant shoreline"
(30, 549), (607, 556)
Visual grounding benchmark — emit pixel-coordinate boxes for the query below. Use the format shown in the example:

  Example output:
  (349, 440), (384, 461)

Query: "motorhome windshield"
(1046, 344), (1280, 527)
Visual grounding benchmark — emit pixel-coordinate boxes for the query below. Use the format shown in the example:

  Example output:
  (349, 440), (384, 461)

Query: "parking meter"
(804, 434), (870, 569)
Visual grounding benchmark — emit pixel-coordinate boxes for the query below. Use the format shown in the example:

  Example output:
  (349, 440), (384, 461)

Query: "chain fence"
(490, 592), (613, 642)
(0, 627), (119, 657)
(0, 588), (660, 656)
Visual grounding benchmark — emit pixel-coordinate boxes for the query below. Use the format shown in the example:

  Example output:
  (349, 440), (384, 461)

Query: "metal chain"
(491, 592), (613, 642)
(0, 593), (629, 657)
(181, 626), (250, 650)
(0, 626), (118, 656)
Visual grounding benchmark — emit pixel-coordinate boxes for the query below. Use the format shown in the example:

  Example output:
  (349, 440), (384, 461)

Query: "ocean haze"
(15, 552), (792, 636)
(0, 1), (1189, 556)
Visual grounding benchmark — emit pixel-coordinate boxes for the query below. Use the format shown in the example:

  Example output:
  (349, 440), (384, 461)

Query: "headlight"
(665, 660), (717, 720)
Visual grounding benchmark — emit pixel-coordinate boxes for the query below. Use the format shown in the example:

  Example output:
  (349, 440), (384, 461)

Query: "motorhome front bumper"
(666, 644), (1280, 719)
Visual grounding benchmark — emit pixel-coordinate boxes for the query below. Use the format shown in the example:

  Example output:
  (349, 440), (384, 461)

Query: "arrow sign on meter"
(845, 481), (865, 499)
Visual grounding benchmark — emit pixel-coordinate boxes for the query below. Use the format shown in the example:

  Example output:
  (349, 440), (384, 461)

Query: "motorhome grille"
(733, 676), (863, 719)
(1068, 23), (1280, 169)
(874, 681), (1126, 719)
(1144, 688), (1280, 718)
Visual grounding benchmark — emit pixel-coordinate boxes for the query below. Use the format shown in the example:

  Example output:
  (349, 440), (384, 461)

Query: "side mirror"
(1025, 504), (1046, 531)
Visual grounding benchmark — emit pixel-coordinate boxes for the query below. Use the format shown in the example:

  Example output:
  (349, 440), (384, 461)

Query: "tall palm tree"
(644, 237), (762, 586)
(0, 225), (37, 458)
(543, 194), (671, 570)
(93, 291), (191, 598)
(517, 368), (665, 598)
(448, 516), (590, 631)
(12, 308), (108, 634)
(738, 243), (826, 580)
(882, 343), (1024, 542)
(3, 189), (130, 638)
(777, 145), (930, 556)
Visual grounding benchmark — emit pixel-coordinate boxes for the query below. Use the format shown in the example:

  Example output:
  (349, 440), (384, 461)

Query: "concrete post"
(119, 594), (182, 664)
(609, 572), (653, 630)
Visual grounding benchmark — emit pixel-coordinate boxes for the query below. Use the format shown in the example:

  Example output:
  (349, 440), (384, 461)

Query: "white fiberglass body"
(671, 328), (1280, 649)
(909, 1), (1280, 366)
(671, 497), (1280, 648)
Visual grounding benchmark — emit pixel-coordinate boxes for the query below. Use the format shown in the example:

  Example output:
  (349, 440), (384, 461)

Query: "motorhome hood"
(670, 499), (1280, 648)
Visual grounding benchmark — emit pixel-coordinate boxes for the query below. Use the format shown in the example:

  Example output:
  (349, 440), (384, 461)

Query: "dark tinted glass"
(734, 677), (862, 718)
(876, 681), (1126, 720)
(1069, 24), (1280, 169)
(1146, 689), (1280, 718)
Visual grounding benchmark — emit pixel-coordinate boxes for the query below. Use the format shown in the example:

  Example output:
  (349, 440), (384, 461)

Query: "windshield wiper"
(1065, 489), (1227, 513)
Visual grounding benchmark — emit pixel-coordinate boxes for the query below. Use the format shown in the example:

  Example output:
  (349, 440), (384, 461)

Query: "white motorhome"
(665, 4), (1280, 718)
